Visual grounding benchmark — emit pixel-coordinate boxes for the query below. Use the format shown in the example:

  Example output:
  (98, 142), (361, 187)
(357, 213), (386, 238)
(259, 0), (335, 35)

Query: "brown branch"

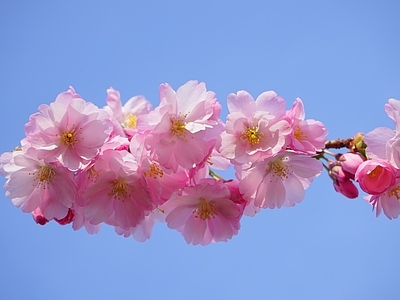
(324, 138), (353, 150)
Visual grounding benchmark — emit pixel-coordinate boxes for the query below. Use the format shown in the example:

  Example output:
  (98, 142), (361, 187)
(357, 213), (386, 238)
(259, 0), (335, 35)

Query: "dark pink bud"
(333, 179), (359, 199)
(32, 207), (49, 226)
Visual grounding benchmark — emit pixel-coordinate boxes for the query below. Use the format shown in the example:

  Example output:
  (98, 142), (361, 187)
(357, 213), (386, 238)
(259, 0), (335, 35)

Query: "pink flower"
(105, 87), (152, 137)
(285, 98), (327, 154)
(366, 178), (400, 220)
(25, 87), (112, 171)
(138, 81), (224, 172)
(333, 179), (359, 199)
(219, 90), (291, 164)
(129, 134), (189, 205)
(83, 149), (154, 229)
(238, 151), (322, 209)
(3, 149), (77, 220)
(339, 152), (365, 177)
(165, 178), (242, 246)
(355, 159), (396, 195)
(364, 99), (400, 168)
(32, 207), (49, 225)
(329, 162), (359, 199)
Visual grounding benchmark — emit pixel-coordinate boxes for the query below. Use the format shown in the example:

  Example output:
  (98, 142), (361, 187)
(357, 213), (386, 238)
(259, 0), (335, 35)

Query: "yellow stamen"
(293, 125), (308, 141)
(57, 124), (82, 147)
(87, 166), (99, 182)
(388, 185), (400, 200)
(170, 116), (187, 139)
(193, 198), (218, 220)
(108, 178), (132, 202)
(266, 158), (291, 181)
(368, 166), (382, 178)
(241, 125), (263, 145)
(124, 113), (138, 129)
(156, 207), (165, 213)
(144, 163), (164, 179)
(30, 165), (56, 189)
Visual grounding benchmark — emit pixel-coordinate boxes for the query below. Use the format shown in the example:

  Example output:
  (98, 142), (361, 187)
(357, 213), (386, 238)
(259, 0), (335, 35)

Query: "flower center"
(108, 178), (131, 201)
(293, 125), (308, 141)
(87, 166), (99, 182)
(388, 185), (400, 200)
(124, 113), (138, 129)
(144, 163), (164, 179)
(30, 165), (56, 188)
(58, 125), (82, 147)
(193, 198), (218, 220)
(368, 165), (382, 178)
(241, 125), (263, 145)
(266, 158), (291, 180)
(170, 116), (187, 139)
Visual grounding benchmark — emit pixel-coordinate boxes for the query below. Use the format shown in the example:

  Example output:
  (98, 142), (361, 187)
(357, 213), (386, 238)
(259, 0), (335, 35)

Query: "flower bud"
(339, 152), (365, 177)
(333, 179), (359, 199)
(355, 159), (396, 195)
(32, 207), (49, 226)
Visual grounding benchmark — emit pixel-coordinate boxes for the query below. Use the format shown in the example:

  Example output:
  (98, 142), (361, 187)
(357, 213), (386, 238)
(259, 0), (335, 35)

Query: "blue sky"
(1, 1), (399, 299)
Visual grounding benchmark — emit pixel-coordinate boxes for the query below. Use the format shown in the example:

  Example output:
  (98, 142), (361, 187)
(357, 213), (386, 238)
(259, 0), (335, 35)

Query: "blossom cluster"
(327, 99), (400, 219)
(1, 80), (329, 245)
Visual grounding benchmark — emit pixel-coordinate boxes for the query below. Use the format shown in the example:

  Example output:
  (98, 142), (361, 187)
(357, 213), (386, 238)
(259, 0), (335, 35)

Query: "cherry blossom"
(219, 90), (291, 164)
(238, 151), (323, 209)
(105, 87), (152, 137)
(366, 178), (400, 220)
(2, 82), (399, 244)
(25, 87), (113, 171)
(165, 178), (242, 245)
(138, 80), (223, 172)
(285, 97), (328, 154)
(83, 149), (154, 229)
(3, 148), (77, 220)
(355, 159), (397, 195)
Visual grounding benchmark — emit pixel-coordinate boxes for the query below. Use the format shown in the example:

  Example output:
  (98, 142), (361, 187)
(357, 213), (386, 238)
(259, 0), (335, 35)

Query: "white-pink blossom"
(137, 80), (223, 172)
(165, 178), (242, 246)
(105, 87), (152, 137)
(238, 151), (322, 209)
(366, 178), (400, 220)
(3, 149), (77, 220)
(219, 90), (291, 164)
(83, 149), (154, 229)
(285, 97), (327, 154)
(25, 87), (112, 171)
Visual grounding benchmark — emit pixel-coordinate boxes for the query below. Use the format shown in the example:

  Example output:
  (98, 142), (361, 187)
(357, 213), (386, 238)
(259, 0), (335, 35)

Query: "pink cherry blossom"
(25, 87), (112, 171)
(238, 151), (322, 209)
(165, 178), (242, 246)
(219, 90), (291, 164)
(364, 98), (400, 168)
(285, 98), (328, 154)
(329, 162), (359, 199)
(138, 80), (223, 172)
(339, 152), (365, 177)
(83, 149), (154, 229)
(3, 149), (77, 220)
(129, 134), (189, 204)
(366, 178), (400, 220)
(333, 178), (359, 199)
(105, 87), (152, 137)
(355, 158), (396, 195)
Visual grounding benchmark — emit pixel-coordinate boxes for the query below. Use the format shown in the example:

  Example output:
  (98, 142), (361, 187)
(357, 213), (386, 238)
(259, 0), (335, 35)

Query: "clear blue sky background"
(1, 1), (399, 299)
